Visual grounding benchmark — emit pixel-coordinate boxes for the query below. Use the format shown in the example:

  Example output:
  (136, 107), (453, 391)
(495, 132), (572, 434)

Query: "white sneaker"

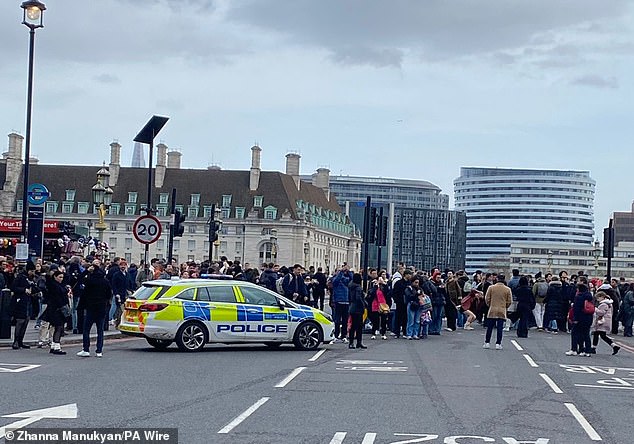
(76, 350), (90, 357)
(381, 335), (387, 340)
(96, 352), (103, 358)
(564, 350), (577, 356)
(503, 327), (510, 332)
(330, 338), (340, 344)
(444, 327), (454, 332)
(464, 324), (475, 330)
(370, 335), (376, 340)
(495, 344), (503, 350)
(483, 343), (490, 349)
(342, 338), (349, 344)
(374, 330), (379, 336)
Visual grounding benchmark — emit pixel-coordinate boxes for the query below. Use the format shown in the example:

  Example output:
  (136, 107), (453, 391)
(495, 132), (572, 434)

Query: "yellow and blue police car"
(118, 277), (335, 352)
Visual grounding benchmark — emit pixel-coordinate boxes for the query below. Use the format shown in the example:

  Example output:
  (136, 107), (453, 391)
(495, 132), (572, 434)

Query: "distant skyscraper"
(131, 142), (145, 167)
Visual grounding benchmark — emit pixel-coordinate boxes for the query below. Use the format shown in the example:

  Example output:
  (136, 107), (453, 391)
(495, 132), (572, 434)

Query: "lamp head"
(21, 0), (46, 30)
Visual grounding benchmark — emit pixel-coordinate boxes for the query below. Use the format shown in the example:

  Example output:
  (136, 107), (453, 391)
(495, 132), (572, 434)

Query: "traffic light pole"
(167, 188), (176, 263)
(208, 203), (215, 262)
(362, 195), (371, 291)
(377, 206), (383, 271)
(606, 218), (614, 282)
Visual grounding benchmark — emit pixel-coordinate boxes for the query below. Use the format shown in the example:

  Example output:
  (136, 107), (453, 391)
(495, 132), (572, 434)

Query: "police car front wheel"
(147, 338), (173, 350)
(293, 321), (323, 350)
(176, 322), (208, 352)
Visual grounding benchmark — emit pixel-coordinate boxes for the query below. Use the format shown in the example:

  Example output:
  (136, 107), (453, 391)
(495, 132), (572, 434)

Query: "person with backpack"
(566, 283), (594, 356)
(282, 264), (309, 305)
(330, 264), (353, 343)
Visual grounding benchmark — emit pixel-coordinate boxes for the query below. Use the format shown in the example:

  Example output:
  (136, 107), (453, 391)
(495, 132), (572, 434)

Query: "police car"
(118, 278), (334, 352)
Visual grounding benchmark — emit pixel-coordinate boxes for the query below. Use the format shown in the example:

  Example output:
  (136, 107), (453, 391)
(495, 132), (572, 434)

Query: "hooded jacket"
(347, 282), (366, 314)
(592, 298), (613, 333)
(79, 269), (112, 313)
(544, 280), (565, 320)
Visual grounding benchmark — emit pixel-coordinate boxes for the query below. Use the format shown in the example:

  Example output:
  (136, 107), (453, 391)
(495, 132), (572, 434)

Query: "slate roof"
(2, 162), (342, 219)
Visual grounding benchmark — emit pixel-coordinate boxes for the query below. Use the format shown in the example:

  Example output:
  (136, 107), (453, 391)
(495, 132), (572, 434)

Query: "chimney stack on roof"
(109, 141), (121, 186)
(285, 152), (301, 190)
(312, 167), (331, 200)
(167, 150), (182, 169)
(155, 143), (168, 188)
(249, 145), (262, 191)
(7, 133), (23, 160)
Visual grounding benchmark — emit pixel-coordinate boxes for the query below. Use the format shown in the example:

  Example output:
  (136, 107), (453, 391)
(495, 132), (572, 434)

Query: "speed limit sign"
(133, 214), (162, 244)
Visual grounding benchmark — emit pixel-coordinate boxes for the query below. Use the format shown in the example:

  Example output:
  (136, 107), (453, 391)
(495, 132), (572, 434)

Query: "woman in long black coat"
(515, 276), (536, 338)
(543, 276), (566, 333)
(42, 270), (70, 355)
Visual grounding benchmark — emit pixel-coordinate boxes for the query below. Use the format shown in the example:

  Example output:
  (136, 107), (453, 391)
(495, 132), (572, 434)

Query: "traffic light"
(376, 215), (388, 247)
(368, 207), (377, 244)
(603, 227), (614, 258)
(173, 210), (186, 237)
(209, 220), (222, 243)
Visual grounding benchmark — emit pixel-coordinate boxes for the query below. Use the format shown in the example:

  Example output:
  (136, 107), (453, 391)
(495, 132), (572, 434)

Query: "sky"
(1, 0), (633, 235)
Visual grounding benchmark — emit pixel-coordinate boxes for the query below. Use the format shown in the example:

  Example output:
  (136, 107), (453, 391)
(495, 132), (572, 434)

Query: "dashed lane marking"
(217, 397), (269, 434)
(523, 354), (539, 368)
(539, 373), (564, 394)
(564, 402), (602, 441)
(275, 367), (306, 388)
(329, 432), (346, 444)
(510, 340), (524, 351)
(309, 349), (326, 362)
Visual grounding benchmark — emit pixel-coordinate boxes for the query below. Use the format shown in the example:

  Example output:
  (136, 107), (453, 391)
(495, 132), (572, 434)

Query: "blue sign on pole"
(27, 183), (50, 206)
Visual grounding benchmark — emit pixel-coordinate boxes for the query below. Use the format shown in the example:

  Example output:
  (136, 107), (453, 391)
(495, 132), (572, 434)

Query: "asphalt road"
(1, 327), (633, 444)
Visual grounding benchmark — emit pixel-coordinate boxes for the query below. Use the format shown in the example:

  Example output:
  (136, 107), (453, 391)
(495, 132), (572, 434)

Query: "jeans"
(571, 321), (592, 354)
(429, 304), (443, 334)
(457, 310), (466, 328)
(333, 303), (349, 339)
(83, 309), (106, 353)
(71, 296), (80, 330)
(35, 302), (47, 327)
(624, 312), (633, 337)
(485, 318), (505, 345)
(109, 296), (117, 321)
(532, 303), (545, 329)
(420, 322), (429, 337)
(406, 303), (422, 337)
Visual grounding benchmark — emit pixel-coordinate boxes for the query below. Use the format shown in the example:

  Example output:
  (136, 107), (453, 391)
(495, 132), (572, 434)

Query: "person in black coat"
(543, 277), (566, 333)
(10, 265), (36, 349)
(311, 267), (328, 311)
(515, 276), (536, 338)
(347, 273), (367, 349)
(42, 270), (70, 355)
(77, 262), (112, 357)
(568, 283), (594, 356)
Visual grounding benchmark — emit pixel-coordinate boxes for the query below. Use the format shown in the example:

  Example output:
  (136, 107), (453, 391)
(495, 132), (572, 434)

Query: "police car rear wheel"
(294, 321), (322, 350)
(146, 338), (173, 350)
(176, 322), (207, 352)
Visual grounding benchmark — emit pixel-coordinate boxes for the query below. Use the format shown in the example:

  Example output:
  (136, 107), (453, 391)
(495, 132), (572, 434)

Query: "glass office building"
(454, 167), (596, 273)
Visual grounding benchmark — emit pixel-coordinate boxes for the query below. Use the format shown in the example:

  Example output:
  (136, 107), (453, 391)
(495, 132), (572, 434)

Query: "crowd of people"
(5, 252), (634, 357)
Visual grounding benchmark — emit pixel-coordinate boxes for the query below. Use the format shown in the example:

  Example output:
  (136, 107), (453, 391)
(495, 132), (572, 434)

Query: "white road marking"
(309, 349), (326, 362)
(336, 366), (408, 372)
(329, 432), (347, 444)
(337, 360), (404, 365)
(275, 367), (306, 388)
(510, 340), (524, 351)
(0, 364), (41, 373)
(0, 403), (78, 439)
(217, 397), (269, 434)
(564, 402), (602, 441)
(361, 432), (377, 444)
(575, 384), (634, 390)
(523, 354), (539, 368)
(539, 373), (563, 394)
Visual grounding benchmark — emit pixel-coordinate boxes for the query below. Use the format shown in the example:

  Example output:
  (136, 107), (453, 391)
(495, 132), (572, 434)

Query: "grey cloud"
(226, 0), (630, 66)
(94, 73), (121, 84)
(329, 47), (403, 68)
(571, 75), (619, 89)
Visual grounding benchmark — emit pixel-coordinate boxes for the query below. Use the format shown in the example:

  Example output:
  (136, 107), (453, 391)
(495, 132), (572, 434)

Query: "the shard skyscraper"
(131, 142), (145, 167)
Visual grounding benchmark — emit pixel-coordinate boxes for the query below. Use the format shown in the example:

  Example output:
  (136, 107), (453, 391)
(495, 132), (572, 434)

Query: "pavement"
(1, 323), (634, 443)
(0, 322), (124, 347)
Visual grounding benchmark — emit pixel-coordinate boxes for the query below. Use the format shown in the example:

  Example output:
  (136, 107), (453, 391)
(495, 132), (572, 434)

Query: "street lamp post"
(19, 0), (46, 244)
(547, 250), (553, 274)
(593, 240), (601, 278)
(270, 229), (278, 263)
(91, 167), (113, 245)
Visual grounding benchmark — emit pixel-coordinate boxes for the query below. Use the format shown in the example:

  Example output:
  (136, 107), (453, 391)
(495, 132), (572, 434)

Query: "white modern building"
(454, 167), (595, 272)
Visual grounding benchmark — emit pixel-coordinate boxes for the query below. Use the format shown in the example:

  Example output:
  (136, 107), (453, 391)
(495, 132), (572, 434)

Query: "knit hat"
(598, 283), (611, 291)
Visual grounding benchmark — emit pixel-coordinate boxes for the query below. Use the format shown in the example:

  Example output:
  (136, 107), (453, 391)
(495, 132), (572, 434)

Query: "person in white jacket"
(591, 291), (620, 355)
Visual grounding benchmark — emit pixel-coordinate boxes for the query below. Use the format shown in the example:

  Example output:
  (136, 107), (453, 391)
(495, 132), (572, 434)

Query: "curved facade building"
(454, 167), (595, 272)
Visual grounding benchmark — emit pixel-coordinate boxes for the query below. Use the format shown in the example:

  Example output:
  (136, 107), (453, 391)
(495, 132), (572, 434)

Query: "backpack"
(275, 277), (285, 295)
(463, 280), (472, 294)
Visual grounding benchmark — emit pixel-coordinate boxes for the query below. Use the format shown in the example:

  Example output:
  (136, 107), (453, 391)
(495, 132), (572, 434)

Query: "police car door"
(238, 286), (291, 341)
(197, 285), (243, 342)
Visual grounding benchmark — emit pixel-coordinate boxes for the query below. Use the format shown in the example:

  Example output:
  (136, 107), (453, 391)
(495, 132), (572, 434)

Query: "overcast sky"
(1, 0), (632, 234)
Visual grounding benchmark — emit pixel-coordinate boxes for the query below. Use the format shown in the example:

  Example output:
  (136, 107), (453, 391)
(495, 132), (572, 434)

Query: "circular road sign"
(133, 214), (162, 245)
(27, 183), (50, 206)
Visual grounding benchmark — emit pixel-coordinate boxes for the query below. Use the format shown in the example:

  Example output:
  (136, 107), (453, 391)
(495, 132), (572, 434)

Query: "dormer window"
(159, 193), (169, 204)
(65, 190), (76, 201)
(128, 192), (137, 203)
(254, 196), (263, 208)
(264, 205), (277, 220)
(191, 194), (200, 206)
(222, 194), (232, 208)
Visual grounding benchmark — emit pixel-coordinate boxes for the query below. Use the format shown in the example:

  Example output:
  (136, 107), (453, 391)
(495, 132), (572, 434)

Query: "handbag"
(59, 305), (71, 318)
(583, 300), (595, 315)
(378, 303), (391, 314)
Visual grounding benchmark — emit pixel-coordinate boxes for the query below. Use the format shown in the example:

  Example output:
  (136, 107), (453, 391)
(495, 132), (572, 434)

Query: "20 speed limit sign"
(133, 214), (162, 244)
